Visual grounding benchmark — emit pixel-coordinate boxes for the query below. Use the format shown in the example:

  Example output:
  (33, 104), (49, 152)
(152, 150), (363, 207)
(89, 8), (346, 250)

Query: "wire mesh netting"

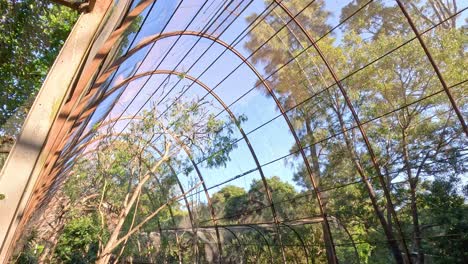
(13, 0), (468, 263)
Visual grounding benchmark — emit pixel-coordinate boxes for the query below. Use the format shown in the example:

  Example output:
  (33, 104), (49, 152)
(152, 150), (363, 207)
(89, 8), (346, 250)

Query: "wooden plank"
(0, 1), (112, 261)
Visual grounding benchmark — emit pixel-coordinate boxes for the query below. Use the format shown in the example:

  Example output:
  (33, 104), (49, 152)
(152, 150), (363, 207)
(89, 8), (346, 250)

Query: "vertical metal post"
(0, 1), (112, 261)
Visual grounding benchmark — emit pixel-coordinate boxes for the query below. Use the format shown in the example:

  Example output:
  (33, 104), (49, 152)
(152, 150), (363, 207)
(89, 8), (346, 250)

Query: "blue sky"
(73, 0), (468, 205)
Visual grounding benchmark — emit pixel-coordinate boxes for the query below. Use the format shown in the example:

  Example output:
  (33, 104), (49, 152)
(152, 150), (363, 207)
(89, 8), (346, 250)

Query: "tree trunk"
(402, 130), (423, 264)
(96, 174), (151, 264)
(384, 166), (393, 234)
(410, 183), (423, 264)
(305, 119), (337, 264)
(334, 106), (405, 264)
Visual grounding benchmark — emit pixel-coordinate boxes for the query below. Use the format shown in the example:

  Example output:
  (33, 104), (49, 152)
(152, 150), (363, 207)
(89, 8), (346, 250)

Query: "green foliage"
(419, 177), (468, 263)
(55, 216), (101, 264)
(212, 185), (248, 219)
(0, 0), (77, 135)
(11, 0), (467, 263)
(14, 231), (41, 264)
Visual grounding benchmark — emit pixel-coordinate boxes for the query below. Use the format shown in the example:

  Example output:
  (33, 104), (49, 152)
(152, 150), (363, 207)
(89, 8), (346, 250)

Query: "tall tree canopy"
(0, 0), (77, 136)
(8, 0), (467, 263)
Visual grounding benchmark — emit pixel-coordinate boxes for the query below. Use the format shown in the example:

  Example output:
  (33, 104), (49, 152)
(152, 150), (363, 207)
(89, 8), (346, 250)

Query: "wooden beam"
(0, 0), (112, 261)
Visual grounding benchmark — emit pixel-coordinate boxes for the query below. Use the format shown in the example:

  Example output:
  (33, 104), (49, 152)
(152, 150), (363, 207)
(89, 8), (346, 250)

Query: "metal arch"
(52, 69), (290, 262)
(53, 31), (336, 262)
(188, 227), (240, 262)
(166, 226), (243, 261)
(245, 224), (274, 264)
(137, 120), (225, 262)
(20, 0), (160, 232)
(147, 143), (200, 257)
(271, 1), (412, 263)
(327, 215), (360, 263)
(395, 0), (467, 136)
(145, 181), (183, 262)
(221, 226), (260, 263)
(280, 223), (310, 264)
(221, 226), (243, 261)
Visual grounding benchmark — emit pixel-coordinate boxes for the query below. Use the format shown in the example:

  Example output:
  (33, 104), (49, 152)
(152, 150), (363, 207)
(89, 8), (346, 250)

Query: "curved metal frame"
(53, 30), (336, 262)
(146, 186), (181, 262)
(394, 0), (467, 136)
(57, 69), (290, 261)
(151, 119), (225, 262)
(245, 224), (274, 263)
(280, 223), (310, 264)
(221, 226), (244, 261)
(147, 143), (200, 259)
(327, 215), (360, 263)
(271, 1), (412, 262)
(25, 1), (460, 263)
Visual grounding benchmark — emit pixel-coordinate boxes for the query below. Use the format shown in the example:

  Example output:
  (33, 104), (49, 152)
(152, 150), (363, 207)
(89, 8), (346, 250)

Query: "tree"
(212, 185), (248, 220)
(244, 0), (467, 262)
(25, 96), (238, 263)
(244, 0), (408, 261)
(419, 176), (468, 263)
(0, 0), (78, 166)
(341, 1), (467, 263)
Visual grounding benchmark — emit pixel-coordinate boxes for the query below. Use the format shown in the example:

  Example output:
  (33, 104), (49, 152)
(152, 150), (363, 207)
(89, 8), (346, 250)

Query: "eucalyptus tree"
(73, 98), (238, 263)
(244, 0), (408, 261)
(244, 0), (467, 262)
(340, 1), (467, 262)
(17, 96), (238, 263)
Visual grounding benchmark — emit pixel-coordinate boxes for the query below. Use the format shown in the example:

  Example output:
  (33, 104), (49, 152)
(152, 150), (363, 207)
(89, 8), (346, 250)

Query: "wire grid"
(21, 0), (468, 263)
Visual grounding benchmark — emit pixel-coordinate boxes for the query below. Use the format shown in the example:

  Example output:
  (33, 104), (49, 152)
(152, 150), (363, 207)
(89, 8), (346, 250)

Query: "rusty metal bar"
(328, 215), (360, 263)
(147, 145), (199, 253)
(222, 227), (243, 260)
(28, 0), (160, 217)
(281, 223), (310, 264)
(272, 0), (411, 262)
(395, 0), (467, 136)
(246, 224), (274, 263)
(76, 69), (291, 262)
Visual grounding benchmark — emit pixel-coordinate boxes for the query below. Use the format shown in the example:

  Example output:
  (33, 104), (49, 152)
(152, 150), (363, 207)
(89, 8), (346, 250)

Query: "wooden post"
(0, 0), (112, 261)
